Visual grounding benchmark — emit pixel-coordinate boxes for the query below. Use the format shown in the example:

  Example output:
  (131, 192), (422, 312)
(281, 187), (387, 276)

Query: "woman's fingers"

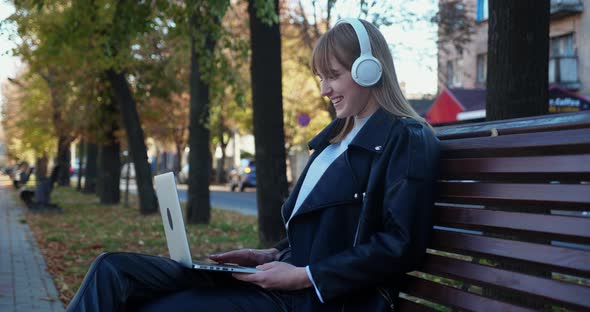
(209, 249), (264, 266)
(232, 272), (256, 282)
(232, 262), (306, 290)
(210, 249), (279, 267)
(209, 249), (247, 264)
(252, 250), (275, 265)
(232, 271), (269, 288)
(256, 261), (277, 271)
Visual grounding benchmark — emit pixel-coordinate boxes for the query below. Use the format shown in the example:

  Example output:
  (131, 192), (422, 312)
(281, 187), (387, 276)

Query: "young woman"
(66, 18), (439, 312)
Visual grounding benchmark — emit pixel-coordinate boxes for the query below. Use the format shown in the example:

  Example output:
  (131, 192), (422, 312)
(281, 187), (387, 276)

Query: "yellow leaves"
(1, 72), (57, 159)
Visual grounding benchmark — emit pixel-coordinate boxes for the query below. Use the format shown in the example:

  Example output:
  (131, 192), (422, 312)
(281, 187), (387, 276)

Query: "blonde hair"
(311, 19), (433, 142)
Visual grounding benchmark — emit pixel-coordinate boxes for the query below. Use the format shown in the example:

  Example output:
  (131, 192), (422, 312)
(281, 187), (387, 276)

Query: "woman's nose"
(320, 81), (332, 97)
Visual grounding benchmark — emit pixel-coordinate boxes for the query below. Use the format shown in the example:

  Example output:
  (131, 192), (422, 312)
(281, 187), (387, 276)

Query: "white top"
(287, 114), (371, 228)
(288, 114), (372, 303)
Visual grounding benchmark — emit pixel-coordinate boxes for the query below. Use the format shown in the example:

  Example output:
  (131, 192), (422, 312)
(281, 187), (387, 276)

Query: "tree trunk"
(174, 143), (183, 174)
(153, 145), (160, 176)
(83, 142), (98, 194)
(186, 13), (215, 224)
(41, 68), (74, 187)
(98, 99), (121, 205)
(56, 136), (73, 186)
(96, 146), (104, 199)
(248, 0), (289, 246)
(98, 140), (121, 204)
(34, 154), (50, 206)
(107, 69), (157, 214)
(484, 4), (550, 308)
(486, 0), (549, 121)
(217, 147), (227, 184)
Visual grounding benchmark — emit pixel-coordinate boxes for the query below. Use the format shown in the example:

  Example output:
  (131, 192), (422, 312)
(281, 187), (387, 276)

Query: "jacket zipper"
(352, 192), (395, 311)
(352, 192), (366, 247)
(377, 287), (395, 311)
(280, 204), (291, 247)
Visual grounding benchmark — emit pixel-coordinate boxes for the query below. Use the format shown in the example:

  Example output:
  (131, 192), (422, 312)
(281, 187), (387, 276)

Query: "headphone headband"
(336, 18), (372, 56)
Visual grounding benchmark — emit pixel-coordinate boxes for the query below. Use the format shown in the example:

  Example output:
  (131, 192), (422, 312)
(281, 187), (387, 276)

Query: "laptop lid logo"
(167, 207), (174, 230)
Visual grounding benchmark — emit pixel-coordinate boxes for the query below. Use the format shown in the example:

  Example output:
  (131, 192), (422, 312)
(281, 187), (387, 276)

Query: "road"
(118, 179), (258, 216)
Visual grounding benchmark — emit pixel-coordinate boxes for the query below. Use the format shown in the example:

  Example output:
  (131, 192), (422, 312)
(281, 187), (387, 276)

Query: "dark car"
(229, 159), (256, 192)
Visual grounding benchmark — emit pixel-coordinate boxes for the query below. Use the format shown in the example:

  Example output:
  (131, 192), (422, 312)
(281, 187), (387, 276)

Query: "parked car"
(70, 159), (84, 177)
(229, 159), (256, 192)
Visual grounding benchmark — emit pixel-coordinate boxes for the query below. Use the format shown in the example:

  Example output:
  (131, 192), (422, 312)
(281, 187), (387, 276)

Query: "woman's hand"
(209, 248), (279, 267)
(232, 261), (312, 291)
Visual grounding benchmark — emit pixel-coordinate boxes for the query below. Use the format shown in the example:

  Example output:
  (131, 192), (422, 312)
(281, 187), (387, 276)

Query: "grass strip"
(24, 185), (259, 306)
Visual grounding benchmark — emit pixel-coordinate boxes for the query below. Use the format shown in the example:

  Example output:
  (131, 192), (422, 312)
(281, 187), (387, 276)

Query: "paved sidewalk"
(0, 179), (65, 312)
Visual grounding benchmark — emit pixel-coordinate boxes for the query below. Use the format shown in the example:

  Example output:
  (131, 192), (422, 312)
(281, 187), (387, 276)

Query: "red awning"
(426, 89), (464, 125)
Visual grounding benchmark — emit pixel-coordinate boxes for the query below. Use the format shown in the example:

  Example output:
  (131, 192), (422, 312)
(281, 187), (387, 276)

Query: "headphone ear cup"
(351, 55), (382, 87)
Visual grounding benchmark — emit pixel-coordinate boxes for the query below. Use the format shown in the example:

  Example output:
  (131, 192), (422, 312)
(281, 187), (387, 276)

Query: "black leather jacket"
(275, 107), (440, 311)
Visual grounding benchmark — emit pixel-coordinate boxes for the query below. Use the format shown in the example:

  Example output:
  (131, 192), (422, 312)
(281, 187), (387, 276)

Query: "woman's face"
(319, 58), (376, 119)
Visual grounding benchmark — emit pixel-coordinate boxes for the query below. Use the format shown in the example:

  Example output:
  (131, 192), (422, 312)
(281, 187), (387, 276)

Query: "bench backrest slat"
(437, 206), (590, 240)
(441, 155), (590, 180)
(430, 230), (590, 274)
(441, 128), (590, 158)
(397, 298), (439, 312)
(422, 254), (590, 311)
(403, 275), (537, 312)
(436, 111), (590, 140)
(438, 182), (590, 208)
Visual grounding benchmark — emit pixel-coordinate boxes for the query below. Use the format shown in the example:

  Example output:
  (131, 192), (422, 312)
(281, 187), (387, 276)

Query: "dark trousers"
(66, 252), (292, 312)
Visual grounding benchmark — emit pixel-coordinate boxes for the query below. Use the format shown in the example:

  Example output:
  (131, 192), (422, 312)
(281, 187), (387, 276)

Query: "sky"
(0, 0), (438, 108)
(332, 0), (439, 98)
(0, 0), (22, 108)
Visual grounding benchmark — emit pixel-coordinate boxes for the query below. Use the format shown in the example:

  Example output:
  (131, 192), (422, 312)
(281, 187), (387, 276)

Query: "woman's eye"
(318, 73), (338, 81)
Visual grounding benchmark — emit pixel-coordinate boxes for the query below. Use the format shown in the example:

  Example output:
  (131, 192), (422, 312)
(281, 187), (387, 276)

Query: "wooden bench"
(398, 111), (590, 311)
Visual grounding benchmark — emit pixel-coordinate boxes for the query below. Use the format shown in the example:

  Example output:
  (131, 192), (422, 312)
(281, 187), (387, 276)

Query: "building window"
(446, 59), (462, 87)
(476, 53), (487, 83)
(477, 0), (489, 21)
(447, 61), (454, 86)
(549, 33), (579, 89)
(550, 33), (574, 57)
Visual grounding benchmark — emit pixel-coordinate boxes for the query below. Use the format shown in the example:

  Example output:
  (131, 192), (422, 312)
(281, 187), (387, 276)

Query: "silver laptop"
(154, 172), (259, 274)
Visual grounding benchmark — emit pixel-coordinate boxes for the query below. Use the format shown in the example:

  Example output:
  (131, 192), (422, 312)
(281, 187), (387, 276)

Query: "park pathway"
(0, 176), (64, 312)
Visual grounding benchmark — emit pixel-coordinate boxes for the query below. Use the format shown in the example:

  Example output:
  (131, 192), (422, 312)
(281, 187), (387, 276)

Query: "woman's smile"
(331, 96), (343, 104)
(319, 59), (376, 118)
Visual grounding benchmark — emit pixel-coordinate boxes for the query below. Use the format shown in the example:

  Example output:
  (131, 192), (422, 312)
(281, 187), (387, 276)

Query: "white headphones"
(336, 18), (383, 87)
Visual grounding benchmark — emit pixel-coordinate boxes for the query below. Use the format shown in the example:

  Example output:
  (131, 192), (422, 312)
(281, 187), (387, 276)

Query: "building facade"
(437, 0), (590, 107)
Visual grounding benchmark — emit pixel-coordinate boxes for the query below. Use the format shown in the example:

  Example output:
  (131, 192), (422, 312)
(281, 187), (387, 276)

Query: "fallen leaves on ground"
(25, 186), (259, 307)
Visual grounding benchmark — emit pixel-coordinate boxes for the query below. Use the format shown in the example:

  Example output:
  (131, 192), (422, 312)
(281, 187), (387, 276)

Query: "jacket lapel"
(282, 108), (399, 223)
(281, 119), (343, 224)
(347, 107), (397, 153)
